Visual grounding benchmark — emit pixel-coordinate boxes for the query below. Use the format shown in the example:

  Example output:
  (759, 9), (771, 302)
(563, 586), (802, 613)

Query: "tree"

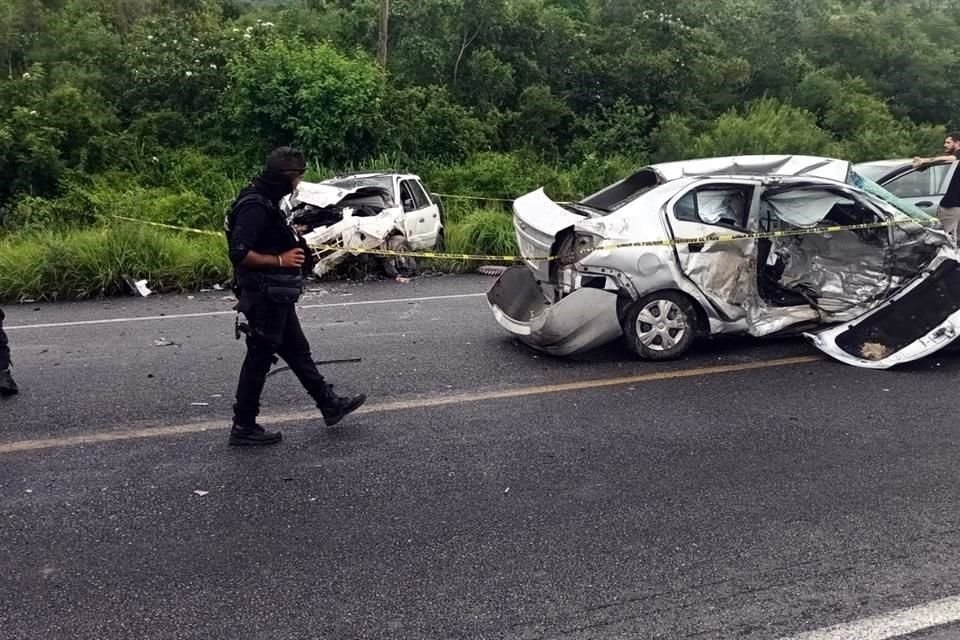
(224, 39), (386, 163)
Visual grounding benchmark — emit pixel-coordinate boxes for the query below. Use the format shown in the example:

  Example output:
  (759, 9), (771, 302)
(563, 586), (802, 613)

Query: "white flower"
(21, 72), (30, 79)
(232, 27), (239, 32)
(243, 33), (252, 39)
(192, 37), (199, 42)
(185, 71), (193, 77)
(245, 26), (253, 32)
(151, 156), (160, 163)
(194, 59), (199, 63)
(209, 64), (218, 69)
(28, 110), (37, 115)
(263, 22), (274, 27)
(147, 35), (154, 40)
(173, 39), (178, 44)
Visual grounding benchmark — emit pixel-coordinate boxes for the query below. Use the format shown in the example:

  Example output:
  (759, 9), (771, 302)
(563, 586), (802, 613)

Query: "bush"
(426, 152), (576, 203)
(5, 189), (99, 231)
(698, 98), (834, 157)
(224, 38), (385, 163)
(0, 225), (229, 302)
(571, 98), (653, 161)
(379, 85), (493, 162)
(444, 208), (518, 259)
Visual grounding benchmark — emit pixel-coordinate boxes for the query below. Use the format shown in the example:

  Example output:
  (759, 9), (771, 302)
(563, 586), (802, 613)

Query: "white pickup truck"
(281, 172), (445, 278)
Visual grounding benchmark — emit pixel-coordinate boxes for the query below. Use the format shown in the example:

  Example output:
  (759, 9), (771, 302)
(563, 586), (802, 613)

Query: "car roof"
(325, 172), (421, 182)
(649, 155), (852, 183)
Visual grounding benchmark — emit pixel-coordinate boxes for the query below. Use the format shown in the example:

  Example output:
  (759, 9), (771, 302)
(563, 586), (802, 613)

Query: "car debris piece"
(281, 173), (444, 279)
(125, 277), (153, 297)
(488, 154), (960, 369)
(193, 490), (209, 497)
(153, 338), (178, 347)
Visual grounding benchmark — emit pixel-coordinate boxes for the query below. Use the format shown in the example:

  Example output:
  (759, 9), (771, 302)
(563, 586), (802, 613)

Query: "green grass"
(0, 225), (230, 302)
(0, 206), (520, 302)
(444, 208), (518, 258)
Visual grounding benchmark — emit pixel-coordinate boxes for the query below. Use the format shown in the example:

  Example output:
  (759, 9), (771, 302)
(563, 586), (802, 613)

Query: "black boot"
(318, 385), (367, 427)
(229, 422), (282, 446)
(0, 369), (18, 396)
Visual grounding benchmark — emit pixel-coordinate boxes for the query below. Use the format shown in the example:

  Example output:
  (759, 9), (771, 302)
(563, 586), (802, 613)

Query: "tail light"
(556, 231), (600, 266)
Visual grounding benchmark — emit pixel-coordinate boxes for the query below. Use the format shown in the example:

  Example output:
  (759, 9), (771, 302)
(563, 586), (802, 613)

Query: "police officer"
(0, 307), (17, 396)
(226, 147), (365, 446)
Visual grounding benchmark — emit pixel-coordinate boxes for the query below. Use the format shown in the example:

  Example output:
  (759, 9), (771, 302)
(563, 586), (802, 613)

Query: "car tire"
(382, 234), (416, 278)
(433, 228), (445, 252)
(622, 291), (697, 361)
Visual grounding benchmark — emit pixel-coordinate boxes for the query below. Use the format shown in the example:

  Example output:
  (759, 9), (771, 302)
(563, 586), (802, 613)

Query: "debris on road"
(478, 265), (509, 277)
(193, 490), (210, 497)
(124, 277), (153, 297)
(153, 339), (178, 347)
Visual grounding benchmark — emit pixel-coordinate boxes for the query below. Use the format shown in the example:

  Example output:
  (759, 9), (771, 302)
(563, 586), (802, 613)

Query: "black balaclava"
(253, 147), (307, 204)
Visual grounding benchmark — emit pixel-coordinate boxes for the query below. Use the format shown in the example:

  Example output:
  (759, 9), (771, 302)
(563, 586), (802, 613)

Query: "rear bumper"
(486, 267), (622, 355)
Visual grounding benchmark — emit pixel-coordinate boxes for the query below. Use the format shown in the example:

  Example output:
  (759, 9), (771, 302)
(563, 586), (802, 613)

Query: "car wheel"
(433, 228), (445, 252)
(382, 235), (416, 278)
(622, 291), (697, 361)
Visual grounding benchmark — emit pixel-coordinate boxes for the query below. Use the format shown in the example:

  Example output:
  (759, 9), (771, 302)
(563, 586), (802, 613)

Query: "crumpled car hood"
(285, 182), (389, 210)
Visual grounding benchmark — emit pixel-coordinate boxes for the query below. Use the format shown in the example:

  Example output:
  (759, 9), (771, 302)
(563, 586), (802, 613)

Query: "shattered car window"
(848, 171), (933, 221)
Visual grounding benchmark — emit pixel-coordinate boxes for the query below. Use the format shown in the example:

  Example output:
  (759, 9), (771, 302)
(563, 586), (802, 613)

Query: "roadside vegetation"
(1, 0), (958, 301)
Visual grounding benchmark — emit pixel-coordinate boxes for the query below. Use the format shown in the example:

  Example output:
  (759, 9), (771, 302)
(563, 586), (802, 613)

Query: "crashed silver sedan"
(488, 155), (960, 369)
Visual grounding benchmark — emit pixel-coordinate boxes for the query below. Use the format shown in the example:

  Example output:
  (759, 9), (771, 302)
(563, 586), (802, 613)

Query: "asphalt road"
(3, 274), (960, 639)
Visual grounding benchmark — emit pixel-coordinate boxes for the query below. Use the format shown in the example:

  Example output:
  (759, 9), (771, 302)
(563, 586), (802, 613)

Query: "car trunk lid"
(513, 189), (587, 282)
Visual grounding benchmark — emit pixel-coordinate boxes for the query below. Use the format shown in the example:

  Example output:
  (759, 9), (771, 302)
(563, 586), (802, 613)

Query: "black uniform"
(0, 307), (18, 395)
(226, 179), (364, 444)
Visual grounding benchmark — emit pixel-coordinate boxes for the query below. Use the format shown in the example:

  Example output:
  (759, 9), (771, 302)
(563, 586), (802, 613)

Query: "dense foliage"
(1, 0), (958, 298)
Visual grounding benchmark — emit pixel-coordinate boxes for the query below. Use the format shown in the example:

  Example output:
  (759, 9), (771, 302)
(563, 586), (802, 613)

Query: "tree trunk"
(377, 0), (389, 67)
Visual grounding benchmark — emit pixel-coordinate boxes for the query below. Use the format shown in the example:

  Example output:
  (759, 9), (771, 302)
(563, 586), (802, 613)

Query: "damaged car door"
(398, 178), (440, 250)
(665, 180), (760, 326)
(807, 257), (960, 368)
(758, 180), (960, 368)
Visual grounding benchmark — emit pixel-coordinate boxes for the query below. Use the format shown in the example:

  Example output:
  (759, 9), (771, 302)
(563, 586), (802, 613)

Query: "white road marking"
(5, 293), (486, 330)
(781, 594), (960, 640)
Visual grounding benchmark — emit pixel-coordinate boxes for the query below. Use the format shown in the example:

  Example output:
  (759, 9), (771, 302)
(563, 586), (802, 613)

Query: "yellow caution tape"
(431, 193), (515, 203)
(112, 214), (942, 263)
(112, 215), (222, 237)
